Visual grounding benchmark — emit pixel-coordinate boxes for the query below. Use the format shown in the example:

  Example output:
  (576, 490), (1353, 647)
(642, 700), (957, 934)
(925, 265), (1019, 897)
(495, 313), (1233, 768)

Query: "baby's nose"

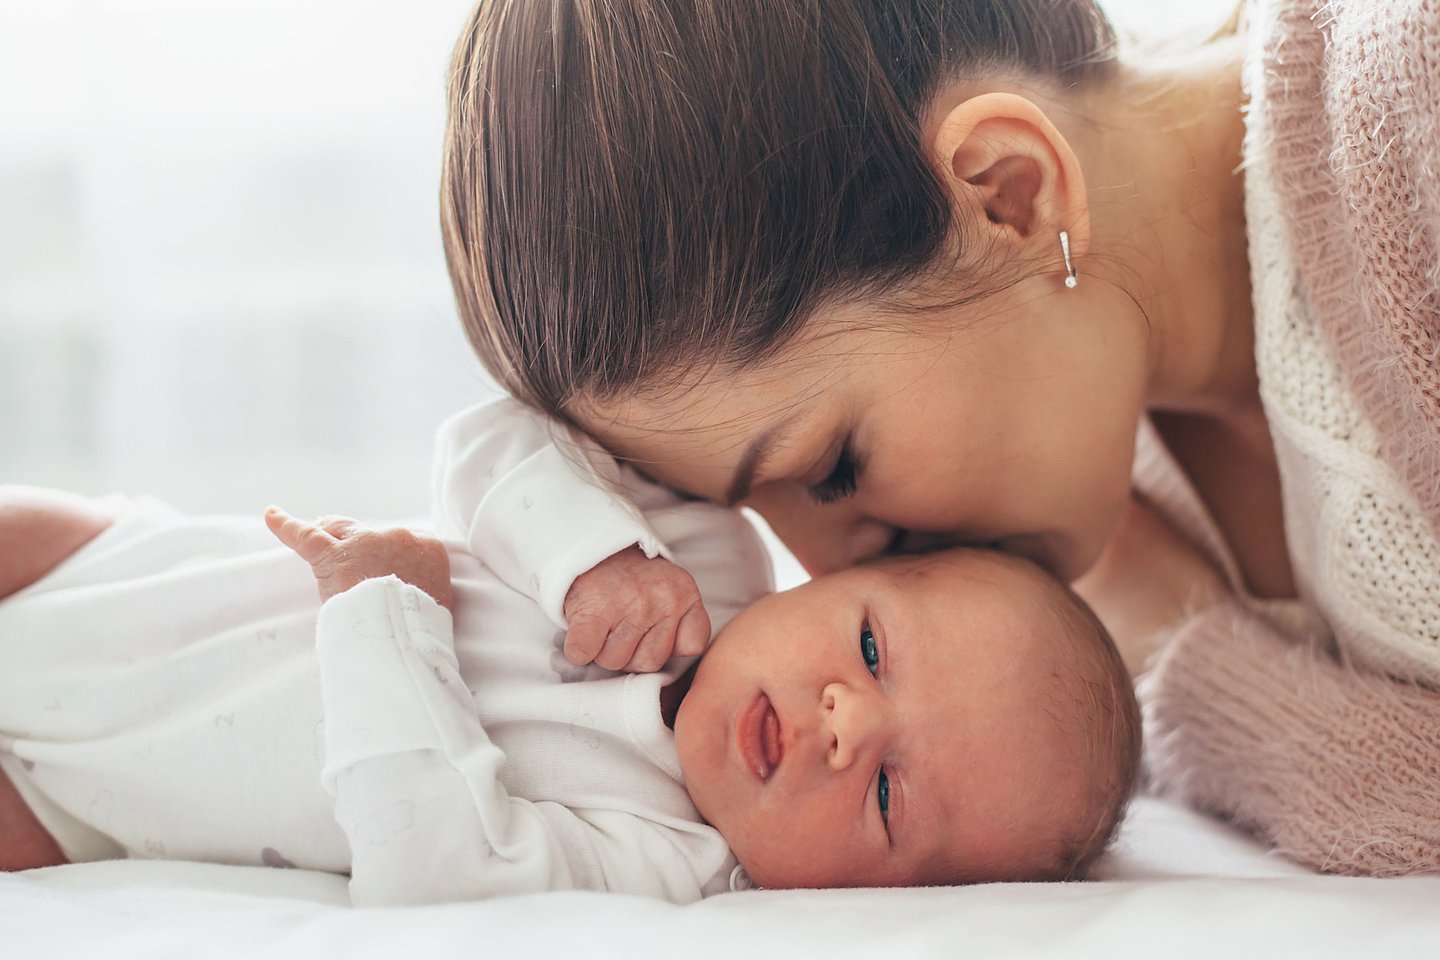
(821, 682), (887, 771)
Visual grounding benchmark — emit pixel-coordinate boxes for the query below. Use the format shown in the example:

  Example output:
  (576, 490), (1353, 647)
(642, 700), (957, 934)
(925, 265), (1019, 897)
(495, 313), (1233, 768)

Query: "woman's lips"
(997, 533), (1073, 579)
(737, 692), (783, 782)
(893, 528), (1077, 580)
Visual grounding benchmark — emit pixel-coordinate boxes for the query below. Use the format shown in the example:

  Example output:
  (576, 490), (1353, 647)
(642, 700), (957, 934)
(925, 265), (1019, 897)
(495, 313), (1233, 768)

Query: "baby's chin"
(726, 845), (918, 891)
(725, 840), (861, 891)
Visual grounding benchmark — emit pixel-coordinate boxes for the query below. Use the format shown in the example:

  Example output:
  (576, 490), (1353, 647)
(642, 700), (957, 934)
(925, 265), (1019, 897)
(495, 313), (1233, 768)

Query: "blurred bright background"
(0, 0), (1236, 522)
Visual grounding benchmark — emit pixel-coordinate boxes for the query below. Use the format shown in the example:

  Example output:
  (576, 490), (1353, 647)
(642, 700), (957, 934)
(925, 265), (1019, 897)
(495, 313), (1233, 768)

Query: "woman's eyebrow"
(724, 416), (800, 506)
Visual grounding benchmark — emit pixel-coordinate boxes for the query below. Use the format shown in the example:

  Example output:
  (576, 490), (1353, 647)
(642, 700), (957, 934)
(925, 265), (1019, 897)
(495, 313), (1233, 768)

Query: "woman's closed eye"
(807, 437), (860, 505)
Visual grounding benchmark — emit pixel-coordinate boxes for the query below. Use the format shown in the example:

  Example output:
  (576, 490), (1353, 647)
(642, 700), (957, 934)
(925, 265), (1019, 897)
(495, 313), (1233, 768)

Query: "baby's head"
(674, 548), (1139, 889)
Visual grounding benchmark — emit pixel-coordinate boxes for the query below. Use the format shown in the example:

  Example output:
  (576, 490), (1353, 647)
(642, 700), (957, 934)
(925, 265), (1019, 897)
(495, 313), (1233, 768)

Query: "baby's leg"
(0, 768), (66, 870)
(0, 486), (113, 601)
(0, 486), (107, 867)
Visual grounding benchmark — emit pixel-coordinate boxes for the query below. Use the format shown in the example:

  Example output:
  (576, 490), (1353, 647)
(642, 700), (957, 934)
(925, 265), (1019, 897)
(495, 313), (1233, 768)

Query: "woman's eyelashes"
(806, 436), (860, 505)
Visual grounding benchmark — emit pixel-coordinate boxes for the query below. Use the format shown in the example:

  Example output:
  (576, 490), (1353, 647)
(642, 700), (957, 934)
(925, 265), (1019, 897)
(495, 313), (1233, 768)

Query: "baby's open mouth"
(738, 692), (783, 782)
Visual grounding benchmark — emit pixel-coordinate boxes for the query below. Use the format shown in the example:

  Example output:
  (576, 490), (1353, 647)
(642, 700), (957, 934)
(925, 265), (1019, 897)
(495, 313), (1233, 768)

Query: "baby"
(0, 400), (1139, 902)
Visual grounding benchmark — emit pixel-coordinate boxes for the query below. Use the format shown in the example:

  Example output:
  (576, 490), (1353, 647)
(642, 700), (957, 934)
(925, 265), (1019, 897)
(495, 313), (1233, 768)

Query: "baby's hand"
(265, 506), (454, 611)
(562, 547), (710, 673)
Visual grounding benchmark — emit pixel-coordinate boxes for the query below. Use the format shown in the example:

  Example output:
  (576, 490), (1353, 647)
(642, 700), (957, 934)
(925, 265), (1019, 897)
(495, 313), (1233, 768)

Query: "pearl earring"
(1059, 230), (1078, 289)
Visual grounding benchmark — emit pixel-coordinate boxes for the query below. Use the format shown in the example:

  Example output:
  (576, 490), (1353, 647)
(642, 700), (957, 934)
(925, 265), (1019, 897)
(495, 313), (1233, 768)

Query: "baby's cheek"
(726, 797), (865, 891)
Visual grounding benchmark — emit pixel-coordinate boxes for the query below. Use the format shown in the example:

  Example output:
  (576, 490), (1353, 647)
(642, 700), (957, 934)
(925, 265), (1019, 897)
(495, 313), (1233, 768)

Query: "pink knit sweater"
(1139, 0), (1440, 876)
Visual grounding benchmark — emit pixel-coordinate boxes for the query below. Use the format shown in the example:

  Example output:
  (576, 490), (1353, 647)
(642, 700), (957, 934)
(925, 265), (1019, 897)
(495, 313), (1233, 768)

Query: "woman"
(441, 0), (1440, 874)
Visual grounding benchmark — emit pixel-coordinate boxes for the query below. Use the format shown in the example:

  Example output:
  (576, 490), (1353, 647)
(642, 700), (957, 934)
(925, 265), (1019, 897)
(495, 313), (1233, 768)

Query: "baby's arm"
(432, 398), (710, 671)
(298, 571), (714, 904)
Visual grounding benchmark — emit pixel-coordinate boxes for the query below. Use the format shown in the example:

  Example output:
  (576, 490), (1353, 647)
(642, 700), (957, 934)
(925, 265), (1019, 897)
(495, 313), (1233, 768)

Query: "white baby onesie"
(0, 399), (773, 904)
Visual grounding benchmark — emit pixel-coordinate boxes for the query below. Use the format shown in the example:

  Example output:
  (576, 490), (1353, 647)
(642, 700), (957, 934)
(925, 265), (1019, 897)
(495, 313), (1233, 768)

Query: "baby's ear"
(727, 864), (758, 892)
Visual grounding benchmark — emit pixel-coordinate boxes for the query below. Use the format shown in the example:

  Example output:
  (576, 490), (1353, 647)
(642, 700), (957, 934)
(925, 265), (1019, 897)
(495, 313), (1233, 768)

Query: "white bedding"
(4, 796), (1435, 959)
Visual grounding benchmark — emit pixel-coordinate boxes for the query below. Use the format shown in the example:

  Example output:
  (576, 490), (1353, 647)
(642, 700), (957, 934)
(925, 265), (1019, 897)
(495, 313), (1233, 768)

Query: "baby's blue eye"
(860, 627), (879, 677)
(877, 770), (890, 825)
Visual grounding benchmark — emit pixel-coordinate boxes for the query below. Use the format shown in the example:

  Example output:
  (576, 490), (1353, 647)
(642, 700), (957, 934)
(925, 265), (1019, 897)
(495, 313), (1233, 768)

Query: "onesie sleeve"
(1140, 597), (1440, 876)
(430, 398), (669, 628)
(314, 576), (713, 905)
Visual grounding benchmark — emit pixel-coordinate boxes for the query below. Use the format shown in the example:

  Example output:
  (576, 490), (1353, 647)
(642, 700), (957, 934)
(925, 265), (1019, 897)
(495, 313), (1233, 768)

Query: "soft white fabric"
(0, 399), (772, 904)
(5, 795), (1439, 960)
(1242, 0), (1440, 685)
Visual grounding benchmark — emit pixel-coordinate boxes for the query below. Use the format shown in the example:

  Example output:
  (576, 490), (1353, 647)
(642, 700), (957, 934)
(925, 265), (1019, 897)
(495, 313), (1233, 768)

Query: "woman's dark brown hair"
(441, 0), (1118, 413)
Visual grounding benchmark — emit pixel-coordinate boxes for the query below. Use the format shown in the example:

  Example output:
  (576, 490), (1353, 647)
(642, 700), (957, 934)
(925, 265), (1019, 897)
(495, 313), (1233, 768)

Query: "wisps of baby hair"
(441, 0), (1119, 418)
(1048, 582), (1142, 880)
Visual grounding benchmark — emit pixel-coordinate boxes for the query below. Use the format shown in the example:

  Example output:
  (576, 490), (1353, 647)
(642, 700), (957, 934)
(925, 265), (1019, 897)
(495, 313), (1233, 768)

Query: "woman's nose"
(821, 682), (887, 771)
(746, 492), (895, 575)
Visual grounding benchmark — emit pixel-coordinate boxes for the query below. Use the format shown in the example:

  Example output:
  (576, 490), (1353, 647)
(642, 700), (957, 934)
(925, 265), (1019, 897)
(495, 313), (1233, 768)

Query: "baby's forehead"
(865, 550), (1091, 664)
(861, 547), (1048, 592)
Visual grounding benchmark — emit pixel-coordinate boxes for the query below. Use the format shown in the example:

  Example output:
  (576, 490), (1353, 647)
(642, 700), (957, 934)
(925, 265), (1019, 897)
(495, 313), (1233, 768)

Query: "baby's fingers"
(264, 506), (339, 565)
(624, 616), (683, 673)
(592, 621), (644, 672)
(314, 514), (360, 540)
(563, 615), (609, 666)
(674, 603), (711, 658)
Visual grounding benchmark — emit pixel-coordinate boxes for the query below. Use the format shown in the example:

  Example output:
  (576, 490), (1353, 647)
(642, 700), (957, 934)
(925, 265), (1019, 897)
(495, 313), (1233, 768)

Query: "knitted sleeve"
(1263, 0), (1440, 536)
(1141, 597), (1440, 876)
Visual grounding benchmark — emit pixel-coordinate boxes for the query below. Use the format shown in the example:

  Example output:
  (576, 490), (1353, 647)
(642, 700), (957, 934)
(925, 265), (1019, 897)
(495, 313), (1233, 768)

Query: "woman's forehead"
(577, 317), (931, 444)
(581, 392), (824, 504)
(579, 358), (836, 455)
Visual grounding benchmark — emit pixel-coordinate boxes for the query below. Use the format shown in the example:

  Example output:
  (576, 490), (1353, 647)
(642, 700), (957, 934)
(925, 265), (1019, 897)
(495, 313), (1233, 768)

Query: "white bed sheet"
(3, 795), (1436, 960)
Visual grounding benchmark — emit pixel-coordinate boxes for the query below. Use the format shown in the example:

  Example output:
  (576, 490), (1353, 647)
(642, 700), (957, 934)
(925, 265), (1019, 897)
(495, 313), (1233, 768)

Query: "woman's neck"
(1067, 33), (1298, 597)
(1070, 35), (1256, 421)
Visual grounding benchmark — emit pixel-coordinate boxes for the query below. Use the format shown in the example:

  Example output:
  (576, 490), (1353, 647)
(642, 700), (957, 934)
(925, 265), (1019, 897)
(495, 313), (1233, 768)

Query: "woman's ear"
(929, 92), (1089, 256)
